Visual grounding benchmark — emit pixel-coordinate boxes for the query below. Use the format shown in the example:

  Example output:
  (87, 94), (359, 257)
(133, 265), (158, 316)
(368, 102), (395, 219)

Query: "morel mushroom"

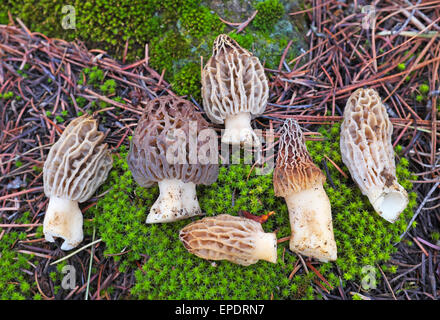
(273, 119), (337, 262)
(201, 34), (269, 147)
(43, 116), (113, 250)
(340, 88), (408, 223)
(127, 96), (219, 224)
(179, 214), (277, 266)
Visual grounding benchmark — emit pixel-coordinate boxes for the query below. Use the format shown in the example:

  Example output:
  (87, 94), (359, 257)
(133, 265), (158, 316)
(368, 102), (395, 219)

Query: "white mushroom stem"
(368, 184), (408, 223)
(222, 112), (261, 147)
(284, 182), (337, 262)
(252, 232), (278, 264)
(147, 179), (202, 223)
(43, 196), (84, 251)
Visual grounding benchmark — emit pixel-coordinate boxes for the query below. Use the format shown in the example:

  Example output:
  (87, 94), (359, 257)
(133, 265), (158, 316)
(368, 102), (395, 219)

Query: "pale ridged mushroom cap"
(179, 214), (276, 266)
(340, 88), (394, 188)
(201, 34), (269, 124)
(340, 88), (408, 222)
(43, 115), (113, 202)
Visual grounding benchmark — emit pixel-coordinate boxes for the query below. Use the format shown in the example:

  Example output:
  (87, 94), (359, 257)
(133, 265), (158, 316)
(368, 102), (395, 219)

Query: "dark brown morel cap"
(127, 96), (219, 187)
(273, 119), (325, 197)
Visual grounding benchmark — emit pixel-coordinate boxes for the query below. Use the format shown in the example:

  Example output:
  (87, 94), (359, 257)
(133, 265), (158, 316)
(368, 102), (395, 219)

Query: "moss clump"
(0, 232), (31, 299)
(74, 66), (125, 112)
(1, 0), (297, 102)
(229, 32), (255, 51)
(90, 123), (417, 299)
(172, 63), (201, 100)
(0, 91), (14, 100)
(149, 31), (191, 75)
(415, 83), (430, 103)
(431, 232), (440, 242)
(419, 84), (429, 95)
(74, 1), (164, 58)
(180, 6), (224, 38)
(79, 66), (105, 87)
(0, 9), (8, 24)
(100, 79), (117, 95)
(0, 211), (38, 299)
(158, 0), (201, 23)
(90, 147), (313, 299)
(397, 63), (406, 71)
(253, 0), (285, 33)
(89, 146), (159, 272)
(228, 31), (298, 70)
(198, 157), (284, 221)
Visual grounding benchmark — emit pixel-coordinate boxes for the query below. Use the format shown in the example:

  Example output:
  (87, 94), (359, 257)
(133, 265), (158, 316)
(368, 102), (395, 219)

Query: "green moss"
(180, 6), (224, 38)
(32, 165), (42, 173)
(160, 0), (201, 22)
(172, 63), (201, 100)
(87, 66), (105, 86)
(352, 293), (363, 300)
(90, 124), (417, 299)
(0, 212), (37, 299)
(55, 115), (65, 123)
(100, 79), (117, 95)
(419, 84), (429, 95)
(0, 9), (8, 24)
(229, 30), (298, 70)
(149, 31), (191, 75)
(229, 32), (255, 51)
(253, 0), (285, 33)
(75, 66), (127, 112)
(397, 63), (406, 71)
(1, 0), (293, 102)
(75, 97), (87, 108)
(0, 91), (14, 100)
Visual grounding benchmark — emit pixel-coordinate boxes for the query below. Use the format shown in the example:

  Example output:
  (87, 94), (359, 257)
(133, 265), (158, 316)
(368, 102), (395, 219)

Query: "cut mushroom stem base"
(147, 179), (202, 223)
(222, 112), (261, 147)
(252, 232), (278, 264)
(43, 196), (84, 251)
(369, 184), (408, 223)
(284, 183), (337, 262)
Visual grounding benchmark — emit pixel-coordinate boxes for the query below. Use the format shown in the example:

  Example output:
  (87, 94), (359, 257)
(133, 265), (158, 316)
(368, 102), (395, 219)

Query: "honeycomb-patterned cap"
(201, 34), (269, 124)
(43, 115), (113, 202)
(179, 214), (277, 266)
(127, 96), (219, 187)
(340, 88), (408, 222)
(340, 88), (395, 191)
(273, 119), (325, 197)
